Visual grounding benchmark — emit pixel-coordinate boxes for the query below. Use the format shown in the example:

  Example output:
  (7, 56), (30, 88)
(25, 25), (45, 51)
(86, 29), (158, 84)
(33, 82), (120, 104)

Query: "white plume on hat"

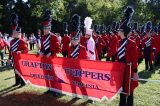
(84, 17), (93, 35)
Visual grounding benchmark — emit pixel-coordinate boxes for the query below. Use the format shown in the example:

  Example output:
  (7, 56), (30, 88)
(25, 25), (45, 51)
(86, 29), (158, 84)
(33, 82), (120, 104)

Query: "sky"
(22, 0), (28, 2)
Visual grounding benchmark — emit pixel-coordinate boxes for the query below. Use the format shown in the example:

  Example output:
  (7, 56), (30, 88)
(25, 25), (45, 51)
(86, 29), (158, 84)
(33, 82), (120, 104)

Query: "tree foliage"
(0, 0), (160, 34)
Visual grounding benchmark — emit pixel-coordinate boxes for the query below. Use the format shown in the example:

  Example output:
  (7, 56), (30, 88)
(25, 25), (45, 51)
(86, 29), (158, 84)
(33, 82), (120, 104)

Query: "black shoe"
(148, 68), (153, 72)
(20, 82), (25, 86)
(12, 83), (20, 87)
(145, 67), (148, 71)
(87, 100), (95, 104)
(71, 97), (79, 101)
(44, 90), (57, 96)
(44, 90), (53, 94)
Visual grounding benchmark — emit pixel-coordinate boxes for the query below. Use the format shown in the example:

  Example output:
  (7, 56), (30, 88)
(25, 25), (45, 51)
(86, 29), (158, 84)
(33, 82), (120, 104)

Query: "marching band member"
(38, 9), (60, 58)
(68, 14), (87, 59)
(117, 6), (138, 106)
(141, 21), (156, 71)
(8, 13), (28, 86)
(38, 9), (60, 94)
(80, 25), (88, 48)
(153, 26), (160, 65)
(133, 22), (142, 64)
(139, 25), (146, 62)
(94, 28), (106, 61)
(102, 27), (109, 58)
(61, 22), (70, 57)
(155, 25), (160, 65)
(106, 22), (118, 62)
(84, 17), (96, 60)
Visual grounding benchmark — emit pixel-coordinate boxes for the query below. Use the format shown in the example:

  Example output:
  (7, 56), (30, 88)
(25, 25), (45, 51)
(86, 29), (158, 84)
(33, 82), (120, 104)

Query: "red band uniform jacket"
(61, 35), (70, 53)
(117, 38), (138, 94)
(68, 44), (87, 60)
(9, 38), (28, 59)
(40, 33), (60, 56)
(141, 36), (156, 64)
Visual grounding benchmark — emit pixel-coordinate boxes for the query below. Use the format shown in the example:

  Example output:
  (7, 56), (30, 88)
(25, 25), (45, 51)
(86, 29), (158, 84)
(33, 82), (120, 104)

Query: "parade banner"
(13, 53), (125, 101)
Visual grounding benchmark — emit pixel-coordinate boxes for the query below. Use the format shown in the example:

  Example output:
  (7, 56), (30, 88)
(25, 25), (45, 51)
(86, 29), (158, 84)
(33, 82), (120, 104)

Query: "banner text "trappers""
(64, 68), (111, 81)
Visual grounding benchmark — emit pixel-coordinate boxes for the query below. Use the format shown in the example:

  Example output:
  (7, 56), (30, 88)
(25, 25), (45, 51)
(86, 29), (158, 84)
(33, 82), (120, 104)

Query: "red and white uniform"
(117, 38), (138, 94)
(94, 35), (106, 57)
(68, 45), (87, 59)
(9, 38), (28, 59)
(107, 34), (118, 58)
(40, 33), (60, 56)
(141, 36), (155, 63)
(0, 38), (8, 51)
(154, 33), (160, 54)
(86, 36), (96, 60)
(61, 35), (70, 53)
(102, 34), (109, 52)
(134, 34), (141, 59)
(80, 36), (87, 47)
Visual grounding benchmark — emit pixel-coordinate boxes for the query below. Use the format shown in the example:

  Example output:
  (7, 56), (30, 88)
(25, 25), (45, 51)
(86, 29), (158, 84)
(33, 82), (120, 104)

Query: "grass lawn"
(0, 48), (160, 106)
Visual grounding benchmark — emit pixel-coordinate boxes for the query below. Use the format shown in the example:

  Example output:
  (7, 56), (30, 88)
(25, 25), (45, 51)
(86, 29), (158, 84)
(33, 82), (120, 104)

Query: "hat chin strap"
(71, 37), (80, 40)
(44, 31), (50, 35)
(43, 25), (51, 29)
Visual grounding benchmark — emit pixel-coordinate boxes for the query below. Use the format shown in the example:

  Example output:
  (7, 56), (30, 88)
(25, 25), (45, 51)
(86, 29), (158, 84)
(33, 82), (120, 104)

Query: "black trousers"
(119, 93), (133, 106)
(0, 51), (4, 66)
(30, 43), (34, 50)
(154, 53), (160, 66)
(111, 53), (117, 62)
(106, 54), (116, 62)
(144, 49), (153, 70)
(62, 50), (68, 57)
(106, 57), (110, 61)
(98, 54), (102, 61)
(102, 48), (106, 58)
(144, 55), (153, 70)
(138, 58), (143, 65)
(15, 73), (25, 86)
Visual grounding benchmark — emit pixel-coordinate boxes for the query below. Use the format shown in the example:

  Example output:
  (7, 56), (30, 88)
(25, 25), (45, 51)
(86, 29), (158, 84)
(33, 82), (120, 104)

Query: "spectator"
(29, 33), (36, 50)
(0, 32), (8, 66)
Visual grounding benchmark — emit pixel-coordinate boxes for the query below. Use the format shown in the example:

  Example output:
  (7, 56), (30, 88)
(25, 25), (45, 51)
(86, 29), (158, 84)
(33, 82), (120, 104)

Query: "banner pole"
(128, 62), (132, 96)
(125, 62), (132, 104)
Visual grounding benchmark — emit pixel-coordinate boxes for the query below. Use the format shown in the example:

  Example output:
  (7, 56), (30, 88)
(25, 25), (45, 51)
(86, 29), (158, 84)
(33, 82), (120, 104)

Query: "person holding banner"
(68, 14), (87, 59)
(67, 14), (90, 103)
(38, 9), (60, 95)
(8, 13), (28, 86)
(117, 6), (139, 106)
(84, 17), (96, 60)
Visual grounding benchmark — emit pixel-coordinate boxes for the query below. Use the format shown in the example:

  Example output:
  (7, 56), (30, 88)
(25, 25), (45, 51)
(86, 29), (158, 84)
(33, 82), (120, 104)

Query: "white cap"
(84, 17), (93, 36)
(86, 29), (93, 36)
